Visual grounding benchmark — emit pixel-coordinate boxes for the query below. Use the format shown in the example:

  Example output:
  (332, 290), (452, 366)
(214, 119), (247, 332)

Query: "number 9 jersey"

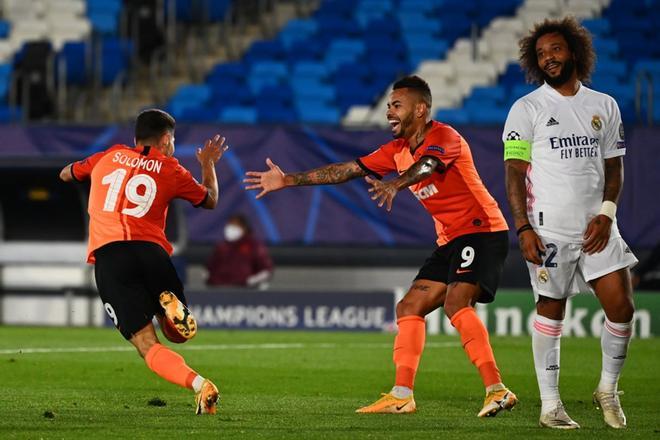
(72, 144), (208, 263)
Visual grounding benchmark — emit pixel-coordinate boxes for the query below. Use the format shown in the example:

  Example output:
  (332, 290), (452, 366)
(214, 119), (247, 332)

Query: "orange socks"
(145, 343), (198, 389)
(450, 307), (502, 388)
(393, 315), (426, 389)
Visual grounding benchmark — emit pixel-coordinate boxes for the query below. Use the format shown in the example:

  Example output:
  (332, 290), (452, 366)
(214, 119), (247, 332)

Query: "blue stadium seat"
(257, 101), (297, 123)
(0, 104), (20, 122)
(296, 103), (341, 124)
(435, 109), (470, 125)
(0, 64), (10, 102)
(167, 84), (211, 118)
(595, 59), (626, 79)
(87, 0), (122, 34)
(292, 62), (330, 80)
(219, 106), (257, 123)
(57, 42), (88, 85)
(0, 20), (10, 38)
(175, 0), (231, 22)
(467, 105), (509, 125)
(582, 18), (611, 36)
(97, 38), (133, 86)
(466, 86), (507, 106)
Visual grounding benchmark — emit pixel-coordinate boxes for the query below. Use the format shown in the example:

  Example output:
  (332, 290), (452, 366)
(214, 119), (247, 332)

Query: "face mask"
(224, 224), (244, 242)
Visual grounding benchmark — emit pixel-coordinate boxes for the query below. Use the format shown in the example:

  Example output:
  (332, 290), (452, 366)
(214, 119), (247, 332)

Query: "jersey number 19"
(101, 169), (157, 218)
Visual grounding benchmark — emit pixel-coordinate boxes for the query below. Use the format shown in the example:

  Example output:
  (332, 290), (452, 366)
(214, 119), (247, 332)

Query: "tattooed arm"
(287, 161), (367, 186)
(583, 156), (623, 254)
(505, 159), (545, 264)
(366, 156), (439, 211)
(244, 158), (366, 199)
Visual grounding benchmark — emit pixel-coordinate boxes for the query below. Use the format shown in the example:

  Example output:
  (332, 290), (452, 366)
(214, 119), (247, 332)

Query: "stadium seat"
(219, 106), (257, 123)
(57, 42), (88, 85)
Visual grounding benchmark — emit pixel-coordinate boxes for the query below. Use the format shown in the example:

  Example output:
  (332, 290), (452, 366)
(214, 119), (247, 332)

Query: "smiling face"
(386, 88), (425, 139)
(536, 32), (576, 87)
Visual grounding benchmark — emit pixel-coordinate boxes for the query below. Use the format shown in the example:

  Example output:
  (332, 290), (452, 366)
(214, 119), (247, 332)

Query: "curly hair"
(518, 16), (595, 85)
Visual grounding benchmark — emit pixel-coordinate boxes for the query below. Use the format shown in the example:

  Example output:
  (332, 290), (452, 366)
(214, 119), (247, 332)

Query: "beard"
(392, 113), (414, 139)
(543, 58), (576, 87)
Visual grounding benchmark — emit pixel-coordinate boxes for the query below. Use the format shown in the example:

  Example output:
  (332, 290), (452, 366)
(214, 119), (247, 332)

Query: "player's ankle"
(485, 382), (505, 393)
(192, 375), (205, 393)
(391, 385), (413, 398)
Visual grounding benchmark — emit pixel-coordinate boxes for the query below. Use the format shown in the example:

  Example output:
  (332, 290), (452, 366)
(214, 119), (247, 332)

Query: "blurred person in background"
(206, 213), (273, 289)
(504, 17), (636, 430)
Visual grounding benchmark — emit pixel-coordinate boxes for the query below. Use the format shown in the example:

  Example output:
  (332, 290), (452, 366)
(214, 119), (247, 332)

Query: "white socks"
(192, 375), (205, 393)
(533, 314), (633, 411)
(598, 318), (633, 393)
(533, 314), (563, 413)
(391, 385), (413, 398)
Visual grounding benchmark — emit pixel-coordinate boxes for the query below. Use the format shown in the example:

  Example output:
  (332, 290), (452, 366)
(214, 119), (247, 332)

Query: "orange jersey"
(357, 121), (508, 246)
(72, 144), (208, 263)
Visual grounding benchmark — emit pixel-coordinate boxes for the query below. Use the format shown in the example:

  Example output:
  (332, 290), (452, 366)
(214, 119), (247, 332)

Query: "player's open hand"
(519, 229), (545, 265)
(583, 214), (612, 255)
(365, 176), (398, 212)
(244, 158), (287, 199)
(197, 134), (228, 165)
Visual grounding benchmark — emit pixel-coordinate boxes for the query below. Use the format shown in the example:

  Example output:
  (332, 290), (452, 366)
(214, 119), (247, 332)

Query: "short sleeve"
(602, 97), (626, 159)
(71, 150), (109, 181)
(174, 164), (208, 207)
(416, 124), (462, 169)
(357, 142), (398, 178)
(503, 99), (534, 162)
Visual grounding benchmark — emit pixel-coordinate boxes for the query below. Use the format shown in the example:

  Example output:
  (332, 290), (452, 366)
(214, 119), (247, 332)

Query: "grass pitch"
(0, 327), (658, 439)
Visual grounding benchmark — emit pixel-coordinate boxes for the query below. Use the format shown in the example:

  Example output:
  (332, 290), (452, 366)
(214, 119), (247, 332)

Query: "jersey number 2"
(101, 169), (157, 218)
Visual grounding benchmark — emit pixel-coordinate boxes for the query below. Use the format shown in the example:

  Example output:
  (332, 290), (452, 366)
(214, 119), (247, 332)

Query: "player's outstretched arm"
(583, 157), (622, 254)
(196, 134), (228, 209)
(244, 158), (366, 199)
(365, 156), (439, 212)
(505, 159), (545, 265)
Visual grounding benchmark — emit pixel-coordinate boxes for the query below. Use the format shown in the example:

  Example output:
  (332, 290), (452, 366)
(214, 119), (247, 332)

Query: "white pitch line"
(0, 341), (459, 356)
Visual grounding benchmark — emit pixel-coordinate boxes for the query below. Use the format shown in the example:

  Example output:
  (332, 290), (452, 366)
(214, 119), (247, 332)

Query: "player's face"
(386, 88), (416, 139)
(536, 32), (576, 87)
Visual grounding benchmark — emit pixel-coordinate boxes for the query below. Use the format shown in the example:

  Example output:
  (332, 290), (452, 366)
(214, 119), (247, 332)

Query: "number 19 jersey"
(72, 144), (208, 263)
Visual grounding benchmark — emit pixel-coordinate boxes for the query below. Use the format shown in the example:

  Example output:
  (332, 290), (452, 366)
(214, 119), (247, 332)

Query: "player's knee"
(443, 301), (463, 319)
(396, 298), (424, 318)
(607, 297), (635, 323)
(536, 295), (566, 320)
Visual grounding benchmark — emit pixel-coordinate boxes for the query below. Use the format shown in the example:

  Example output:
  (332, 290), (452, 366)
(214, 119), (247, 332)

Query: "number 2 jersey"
(72, 144), (208, 263)
(357, 120), (508, 246)
(502, 82), (626, 243)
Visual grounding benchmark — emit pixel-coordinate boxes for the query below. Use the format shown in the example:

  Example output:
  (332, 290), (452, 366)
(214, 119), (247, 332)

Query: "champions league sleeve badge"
(591, 115), (602, 131)
(536, 267), (550, 284)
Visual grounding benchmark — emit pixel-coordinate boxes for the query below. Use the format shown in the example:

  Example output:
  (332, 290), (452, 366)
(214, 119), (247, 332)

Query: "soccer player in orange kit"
(60, 109), (227, 414)
(244, 76), (517, 417)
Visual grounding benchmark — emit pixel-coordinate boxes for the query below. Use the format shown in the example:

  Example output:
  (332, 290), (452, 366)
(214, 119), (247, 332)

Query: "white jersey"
(503, 82), (626, 243)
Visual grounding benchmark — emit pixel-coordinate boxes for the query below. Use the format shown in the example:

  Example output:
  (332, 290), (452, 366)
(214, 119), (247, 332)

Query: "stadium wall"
(0, 124), (657, 248)
(2, 289), (658, 338)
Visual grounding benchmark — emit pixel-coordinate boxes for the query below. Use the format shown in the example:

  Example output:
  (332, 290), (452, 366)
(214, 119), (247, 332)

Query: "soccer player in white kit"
(503, 17), (637, 430)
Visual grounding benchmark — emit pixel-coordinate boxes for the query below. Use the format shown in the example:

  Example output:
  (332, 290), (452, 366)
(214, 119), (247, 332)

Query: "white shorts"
(526, 235), (638, 301)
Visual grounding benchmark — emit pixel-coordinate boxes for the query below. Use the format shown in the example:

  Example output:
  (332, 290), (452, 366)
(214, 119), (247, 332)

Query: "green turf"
(0, 327), (658, 439)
